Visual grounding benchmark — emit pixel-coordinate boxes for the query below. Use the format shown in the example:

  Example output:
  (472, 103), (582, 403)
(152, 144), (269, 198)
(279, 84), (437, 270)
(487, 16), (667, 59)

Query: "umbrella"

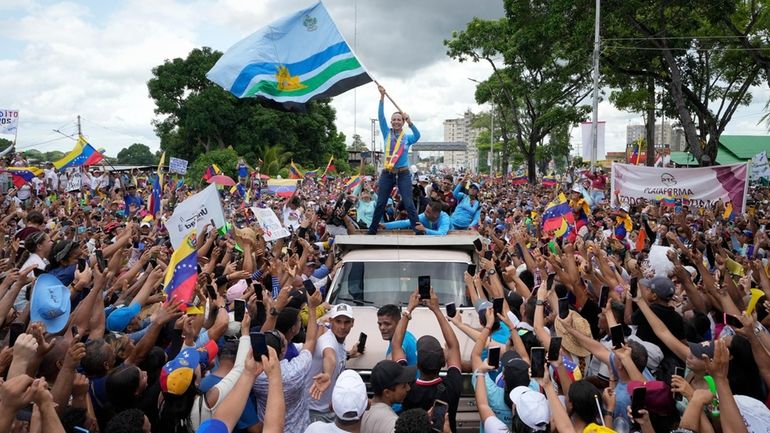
(260, 174), (270, 180)
(207, 174), (236, 186)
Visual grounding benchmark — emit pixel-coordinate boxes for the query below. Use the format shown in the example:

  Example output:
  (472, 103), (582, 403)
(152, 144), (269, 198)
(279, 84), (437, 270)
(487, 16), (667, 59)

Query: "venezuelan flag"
(614, 214), (633, 239)
(542, 176), (557, 188)
(344, 175), (361, 192)
(149, 175), (162, 217)
(542, 193), (575, 237)
(202, 164), (222, 181)
(5, 167), (43, 187)
(267, 179), (297, 197)
(289, 161), (303, 179)
(628, 143), (640, 165)
(163, 231), (198, 309)
(661, 197), (677, 207)
(723, 201), (735, 222)
(53, 135), (104, 169)
(229, 183), (246, 197)
(511, 175), (528, 186)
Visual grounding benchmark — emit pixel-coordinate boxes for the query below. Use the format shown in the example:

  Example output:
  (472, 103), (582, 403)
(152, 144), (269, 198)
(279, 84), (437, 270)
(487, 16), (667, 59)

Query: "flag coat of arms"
(54, 135), (104, 170)
(206, 2), (372, 111)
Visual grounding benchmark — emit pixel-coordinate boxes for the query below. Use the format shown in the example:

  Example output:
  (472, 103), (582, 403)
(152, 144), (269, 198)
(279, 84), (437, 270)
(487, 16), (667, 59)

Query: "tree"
(446, 2), (593, 181)
(0, 138), (11, 153)
(188, 147), (240, 185)
(349, 134), (368, 151)
(116, 143), (157, 165)
(148, 47), (347, 169)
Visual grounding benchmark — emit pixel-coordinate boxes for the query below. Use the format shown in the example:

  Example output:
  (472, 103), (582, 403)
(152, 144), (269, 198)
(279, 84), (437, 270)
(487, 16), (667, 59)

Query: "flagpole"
(373, 80), (405, 114)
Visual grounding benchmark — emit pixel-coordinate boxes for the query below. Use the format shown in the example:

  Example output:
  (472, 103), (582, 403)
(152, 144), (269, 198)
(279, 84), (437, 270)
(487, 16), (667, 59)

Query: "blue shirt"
(386, 330), (418, 366)
(450, 183), (480, 229)
(379, 100), (420, 169)
(609, 352), (654, 422)
(124, 194), (143, 211)
(383, 211), (451, 235)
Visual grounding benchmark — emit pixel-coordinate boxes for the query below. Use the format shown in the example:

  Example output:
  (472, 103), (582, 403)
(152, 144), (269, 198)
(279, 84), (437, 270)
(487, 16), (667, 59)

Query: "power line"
(603, 45), (770, 52)
(604, 35), (766, 41)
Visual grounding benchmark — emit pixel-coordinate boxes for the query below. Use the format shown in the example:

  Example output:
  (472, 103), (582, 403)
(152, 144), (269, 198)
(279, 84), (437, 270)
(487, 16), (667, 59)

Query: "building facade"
(626, 123), (685, 152)
(443, 110), (480, 170)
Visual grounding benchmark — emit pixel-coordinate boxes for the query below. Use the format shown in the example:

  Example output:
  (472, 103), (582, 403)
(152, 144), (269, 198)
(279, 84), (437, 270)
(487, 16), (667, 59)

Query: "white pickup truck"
(326, 233), (483, 432)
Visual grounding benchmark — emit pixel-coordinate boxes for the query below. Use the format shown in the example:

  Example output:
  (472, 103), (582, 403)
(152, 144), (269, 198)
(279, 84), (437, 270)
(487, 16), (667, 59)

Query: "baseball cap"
(106, 302), (141, 332)
(640, 276), (675, 300)
(160, 348), (200, 395)
(416, 335), (445, 372)
(620, 203), (630, 213)
(330, 303), (354, 319)
(509, 386), (550, 431)
(688, 340), (715, 358)
(332, 370), (368, 421)
(195, 419), (228, 433)
(226, 279), (248, 303)
(627, 381), (676, 416)
(30, 274), (72, 333)
(371, 360), (417, 395)
(501, 351), (530, 389)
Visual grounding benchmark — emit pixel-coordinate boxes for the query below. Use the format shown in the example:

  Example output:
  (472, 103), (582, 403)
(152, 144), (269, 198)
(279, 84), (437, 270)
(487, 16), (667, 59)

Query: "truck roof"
(334, 233), (481, 254)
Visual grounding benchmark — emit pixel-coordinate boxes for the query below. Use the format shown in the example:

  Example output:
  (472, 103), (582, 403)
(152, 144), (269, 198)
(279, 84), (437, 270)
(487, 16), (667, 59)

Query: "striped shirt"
(252, 349), (313, 433)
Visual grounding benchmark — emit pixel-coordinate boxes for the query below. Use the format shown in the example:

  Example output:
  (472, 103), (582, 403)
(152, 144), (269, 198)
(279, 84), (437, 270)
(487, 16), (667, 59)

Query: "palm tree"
(260, 145), (292, 176)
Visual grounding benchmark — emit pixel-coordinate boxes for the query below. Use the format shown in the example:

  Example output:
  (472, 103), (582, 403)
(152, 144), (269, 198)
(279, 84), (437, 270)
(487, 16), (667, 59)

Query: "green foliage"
(363, 164), (376, 176)
(148, 47), (347, 169)
(16, 149), (66, 164)
(116, 143), (157, 165)
(349, 134), (368, 151)
(0, 138), (12, 152)
(260, 145), (291, 177)
(188, 147), (240, 186)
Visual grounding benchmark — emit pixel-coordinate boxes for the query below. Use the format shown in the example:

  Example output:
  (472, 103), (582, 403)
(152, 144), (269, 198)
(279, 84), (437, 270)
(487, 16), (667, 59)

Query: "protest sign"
(251, 206), (290, 241)
(167, 184), (225, 248)
(66, 174), (82, 192)
(169, 157), (188, 175)
(611, 162), (749, 213)
(0, 109), (19, 135)
(750, 151), (770, 181)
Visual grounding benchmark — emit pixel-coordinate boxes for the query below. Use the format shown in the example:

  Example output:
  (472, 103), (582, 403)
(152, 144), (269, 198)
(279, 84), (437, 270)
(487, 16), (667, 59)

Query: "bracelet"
(402, 311), (412, 320)
(536, 300), (545, 306)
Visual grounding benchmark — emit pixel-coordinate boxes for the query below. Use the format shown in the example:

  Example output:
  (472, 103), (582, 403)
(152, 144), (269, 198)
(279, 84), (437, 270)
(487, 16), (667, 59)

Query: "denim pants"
(368, 169), (419, 233)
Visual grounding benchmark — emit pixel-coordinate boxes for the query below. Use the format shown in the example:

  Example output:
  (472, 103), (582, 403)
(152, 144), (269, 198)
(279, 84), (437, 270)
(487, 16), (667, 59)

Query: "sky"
(1, 0), (768, 160)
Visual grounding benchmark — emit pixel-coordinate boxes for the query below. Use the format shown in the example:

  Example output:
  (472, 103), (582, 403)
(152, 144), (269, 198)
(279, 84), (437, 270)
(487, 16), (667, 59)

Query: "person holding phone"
(367, 85), (421, 235)
(391, 289), (463, 433)
(361, 360), (417, 433)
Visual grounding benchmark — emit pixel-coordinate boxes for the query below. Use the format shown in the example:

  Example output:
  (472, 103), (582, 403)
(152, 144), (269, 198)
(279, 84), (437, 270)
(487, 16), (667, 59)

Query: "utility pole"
(370, 118), (378, 171)
(490, 108), (494, 174)
(77, 115), (82, 137)
(589, 0), (601, 170)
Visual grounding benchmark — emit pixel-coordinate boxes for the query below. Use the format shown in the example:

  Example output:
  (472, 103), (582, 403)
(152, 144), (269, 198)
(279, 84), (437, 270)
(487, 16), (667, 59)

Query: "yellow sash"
(384, 128), (406, 171)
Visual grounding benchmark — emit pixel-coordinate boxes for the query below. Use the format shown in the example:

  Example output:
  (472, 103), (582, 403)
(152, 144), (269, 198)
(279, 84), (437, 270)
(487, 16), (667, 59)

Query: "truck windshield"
(329, 261), (470, 307)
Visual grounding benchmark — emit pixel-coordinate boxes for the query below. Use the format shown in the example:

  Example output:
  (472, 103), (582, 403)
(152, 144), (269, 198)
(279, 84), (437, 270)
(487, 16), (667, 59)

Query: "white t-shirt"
(303, 422), (349, 433)
(484, 416), (510, 433)
(307, 329), (347, 413)
(44, 169), (58, 191)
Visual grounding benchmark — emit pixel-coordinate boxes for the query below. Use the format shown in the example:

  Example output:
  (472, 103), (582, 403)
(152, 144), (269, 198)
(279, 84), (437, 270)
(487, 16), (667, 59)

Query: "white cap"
(571, 184), (582, 193)
(332, 370), (368, 421)
(509, 386), (550, 431)
(620, 203), (630, 213)
(330, 303), (354, 319)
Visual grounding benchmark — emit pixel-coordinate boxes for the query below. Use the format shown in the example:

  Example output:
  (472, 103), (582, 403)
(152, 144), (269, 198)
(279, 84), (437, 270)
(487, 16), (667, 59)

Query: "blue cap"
(30, 274), (71, 333)
(195, 419), (228, 433)
(107, 302), (142, 332)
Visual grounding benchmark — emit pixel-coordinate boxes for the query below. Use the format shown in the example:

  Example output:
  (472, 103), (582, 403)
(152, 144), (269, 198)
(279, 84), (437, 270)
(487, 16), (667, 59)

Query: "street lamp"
(468, 77), (494, 174)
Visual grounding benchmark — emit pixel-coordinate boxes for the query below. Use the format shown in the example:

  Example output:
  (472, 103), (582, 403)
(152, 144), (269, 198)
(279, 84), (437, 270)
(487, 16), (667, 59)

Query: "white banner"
(66, 173), (82, 192)
(580, 121), (605, 161)
(167, 184), (226, 248)
(750, 151), (770, 181)
(169, 157), (188, 175)
(251, 206), (290, 241)
(0, 109), (19, 135)
(611, 162), (749, 213)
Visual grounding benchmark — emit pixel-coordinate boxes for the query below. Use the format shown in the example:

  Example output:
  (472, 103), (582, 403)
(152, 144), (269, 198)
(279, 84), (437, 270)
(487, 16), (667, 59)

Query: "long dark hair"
(728, 334), (766, 400)
(568, 380), (603, 425)
(157, 385), (198, 433)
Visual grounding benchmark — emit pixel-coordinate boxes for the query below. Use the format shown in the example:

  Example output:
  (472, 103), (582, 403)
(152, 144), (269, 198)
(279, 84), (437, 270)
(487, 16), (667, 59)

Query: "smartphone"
(418, 275), (431, 299)
(629, 277), (638, 299)
(484, 250), (494, 260)
(547, 336), (562, 361)
(473, 239), (483, 251)
(205, 284), (217, 300)
(673, 366), (685, 401)
(255, 283), (264, 301)
(598, 285), (609, 308)
(148, 258), (157, 268)
(446, 302), (457, 318)
(77, 258), (87, 273)
(357, 332), (367, 354)
(467, 264), (476, 276)
(530, 347), (545, 378)
(724, 313), (744, 329)
(71, 325), (79, 338)
(493, 298), (504, 316)
(610, 324), (625, 350)
(558, 297), (570, 320)
(303, 279), (317, 296)
(32, 268), (44, 277)
(430, 400), (449, 432)
(546, 273), (556, 291)
(250, 332), (268, 360)
(95, 249), (106, 272)
(631, 386), (647, 419)
(8, 322), (25, 347)
(487, 346), (501, 368)
(233, 299), (246, 322)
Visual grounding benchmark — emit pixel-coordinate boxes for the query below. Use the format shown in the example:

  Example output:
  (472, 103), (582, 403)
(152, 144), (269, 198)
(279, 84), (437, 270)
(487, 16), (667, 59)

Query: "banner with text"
(0, 109), (19, 135)
(611, 163), (749, 214)
(251, 206), (290, 241)
(169, 157), (188, 175)
(168, 184), (225, 248)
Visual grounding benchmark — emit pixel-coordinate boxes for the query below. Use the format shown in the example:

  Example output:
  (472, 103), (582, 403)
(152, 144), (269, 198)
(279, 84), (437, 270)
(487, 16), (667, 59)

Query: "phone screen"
(418, 275), (431, 299)
(487, 346), (501, 368)
(631, 387), (647, 418)
(484, 250), (494, 260)
(547, 337), (562, 361)
(558, 297), (570, 320)
(546, 273), (556, 291)
(303, 279), (317, 296)
(629, 277), (638, 299)
(492, 298), (504, 316)
(598, 286), (609, 308)
(9, 323), (25, 347)
(77, 258), (87, 273)
(250, 332), (268, 360)
(724, 313), (744, 329)
(357, 332), (367, 354)
(205, 284), (217, 300)
(530, 347), (545, 378)
(430, 400), (449, 432)
(467, 264), (476, 276)
(446, 302), (457, 318)
(95, 250), (106, 272)
(473, 239), (483, 251)
(610, 324), (625, 350)
(255, 283), (264, 301)
(233, 299), (246, 322)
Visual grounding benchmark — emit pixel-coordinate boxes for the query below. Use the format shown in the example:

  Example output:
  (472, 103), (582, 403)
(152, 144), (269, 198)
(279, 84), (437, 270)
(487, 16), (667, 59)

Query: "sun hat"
(30, 274), (71, 333)
(554, 310), (592, 358)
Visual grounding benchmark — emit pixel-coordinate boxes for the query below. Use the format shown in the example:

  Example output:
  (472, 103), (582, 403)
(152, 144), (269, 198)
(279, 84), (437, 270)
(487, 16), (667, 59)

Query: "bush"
(188, 148), (240, 186)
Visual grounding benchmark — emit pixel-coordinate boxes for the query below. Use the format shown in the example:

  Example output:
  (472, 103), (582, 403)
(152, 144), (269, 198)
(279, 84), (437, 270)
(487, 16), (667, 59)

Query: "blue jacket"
(379, 100), (420, 169)
(450, 183), (480, 229)
(383, 211), (451, 235)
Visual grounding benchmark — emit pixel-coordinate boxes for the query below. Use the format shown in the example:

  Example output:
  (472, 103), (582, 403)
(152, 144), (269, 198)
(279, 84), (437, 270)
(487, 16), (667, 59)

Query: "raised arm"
(392, 290), (419, 362)
(634, 296), (689, 362)
(428, 289), (461, 367)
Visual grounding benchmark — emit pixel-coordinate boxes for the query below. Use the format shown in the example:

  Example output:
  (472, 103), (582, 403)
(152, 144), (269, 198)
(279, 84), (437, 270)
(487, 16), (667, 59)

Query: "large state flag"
(206, 2), (371, 111)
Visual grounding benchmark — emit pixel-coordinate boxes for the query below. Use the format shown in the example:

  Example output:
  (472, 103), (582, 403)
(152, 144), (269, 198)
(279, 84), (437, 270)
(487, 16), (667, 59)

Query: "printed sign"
(169, 157), (188, 175)
(0, 109), (19, 135)
(251, 206), (290, 241)
(168, 184), (225, 248)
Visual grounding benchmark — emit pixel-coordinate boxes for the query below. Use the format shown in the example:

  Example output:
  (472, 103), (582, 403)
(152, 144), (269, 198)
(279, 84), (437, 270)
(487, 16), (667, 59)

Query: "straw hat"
(554, 310), (592, 358)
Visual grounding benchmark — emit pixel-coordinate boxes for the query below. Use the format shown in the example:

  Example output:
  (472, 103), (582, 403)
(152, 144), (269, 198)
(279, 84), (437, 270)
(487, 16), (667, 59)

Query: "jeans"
(368, 169), (419, 234)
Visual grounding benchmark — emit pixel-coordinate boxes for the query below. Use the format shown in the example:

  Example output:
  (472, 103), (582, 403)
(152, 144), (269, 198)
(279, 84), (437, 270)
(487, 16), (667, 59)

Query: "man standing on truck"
(367, 85), (421, 235)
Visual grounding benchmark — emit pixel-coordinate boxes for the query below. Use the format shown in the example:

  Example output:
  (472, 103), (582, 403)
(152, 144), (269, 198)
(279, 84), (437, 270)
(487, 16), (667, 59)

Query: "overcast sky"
(1, 0), (768, 160)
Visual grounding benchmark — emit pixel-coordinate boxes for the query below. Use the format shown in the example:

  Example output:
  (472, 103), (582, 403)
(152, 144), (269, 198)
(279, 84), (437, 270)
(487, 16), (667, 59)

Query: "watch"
(536, 300), (545, 306)
(486, 268), (497, 276)
(269, 307), (280, 317)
